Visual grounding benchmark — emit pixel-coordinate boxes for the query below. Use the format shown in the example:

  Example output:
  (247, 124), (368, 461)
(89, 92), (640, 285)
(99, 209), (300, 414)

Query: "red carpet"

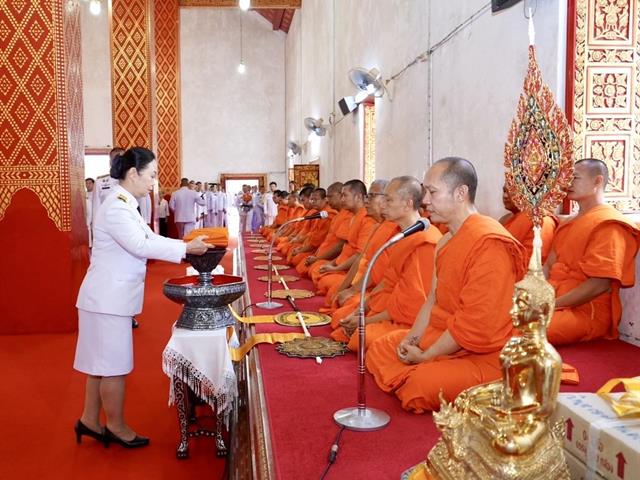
(242, 235), (640, 480)
(0, 256), (232, 479)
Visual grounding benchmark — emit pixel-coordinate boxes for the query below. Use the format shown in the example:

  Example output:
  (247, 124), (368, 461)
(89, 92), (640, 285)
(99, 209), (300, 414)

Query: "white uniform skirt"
(73, 309), (134, 376)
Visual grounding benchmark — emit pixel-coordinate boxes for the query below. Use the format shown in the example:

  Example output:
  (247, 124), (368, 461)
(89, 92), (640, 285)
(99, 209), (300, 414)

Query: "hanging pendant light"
(237, 13), (246, 74)
(89, 0), (101, 15)
(239, 0), (250, 11)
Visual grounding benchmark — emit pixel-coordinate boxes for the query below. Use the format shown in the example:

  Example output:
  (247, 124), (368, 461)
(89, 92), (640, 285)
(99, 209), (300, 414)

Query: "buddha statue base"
(402, 405), (569, 479)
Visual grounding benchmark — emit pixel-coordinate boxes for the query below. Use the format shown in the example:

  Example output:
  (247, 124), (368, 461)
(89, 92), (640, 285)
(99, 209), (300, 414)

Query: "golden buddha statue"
(403, 230), (570, 480)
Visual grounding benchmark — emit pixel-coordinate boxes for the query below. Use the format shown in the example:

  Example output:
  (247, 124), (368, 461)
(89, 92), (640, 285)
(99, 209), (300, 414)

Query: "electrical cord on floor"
(241, 303), (257, 316)
(319, 426), (346, 480)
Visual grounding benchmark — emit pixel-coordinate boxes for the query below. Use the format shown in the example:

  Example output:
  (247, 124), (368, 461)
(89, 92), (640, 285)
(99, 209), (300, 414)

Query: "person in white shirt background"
(194, 181), (207, 228)
(264, 181), (278, 227)
(217, 186), (228, 227)
(74, 147), (210, 449)
(204, 183), (217, 227)
(169, 178), (206, 238)
(157, 189), (169, 236)
(85, 178), (94, 246)
(92, 147), (125, 227)
(251, 185), (264, 232)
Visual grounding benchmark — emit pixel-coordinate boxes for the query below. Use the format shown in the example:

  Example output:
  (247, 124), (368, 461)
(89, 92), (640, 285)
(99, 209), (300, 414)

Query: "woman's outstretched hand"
(186, 235), (211, 255)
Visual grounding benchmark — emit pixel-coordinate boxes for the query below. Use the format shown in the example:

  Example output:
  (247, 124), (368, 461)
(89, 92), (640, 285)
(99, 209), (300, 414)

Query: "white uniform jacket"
(77, 185), (186, 317)
(169, 187), (206, 223)
(92, 174), (119, 225)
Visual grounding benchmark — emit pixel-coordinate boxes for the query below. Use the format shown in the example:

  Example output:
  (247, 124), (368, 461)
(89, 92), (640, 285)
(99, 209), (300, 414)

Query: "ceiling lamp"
(237, 13), (246, 74)
(239, 0), (250, 11)
(89, 0), (101, 15)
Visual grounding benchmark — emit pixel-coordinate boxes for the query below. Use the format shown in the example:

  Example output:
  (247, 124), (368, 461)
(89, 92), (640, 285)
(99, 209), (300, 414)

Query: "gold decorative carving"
(154, 0), (181, 189)
(110, 0), (153, 149)
(179, 0), (301, 8)
(0, 0), (83, 231)
(572, 0), (640, 212)
(363, 103), (376, 187)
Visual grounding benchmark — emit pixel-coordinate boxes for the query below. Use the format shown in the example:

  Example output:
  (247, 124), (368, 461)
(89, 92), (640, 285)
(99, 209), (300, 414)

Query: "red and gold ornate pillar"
(0, 0), (88, 333)
(154, 0), (182, 189)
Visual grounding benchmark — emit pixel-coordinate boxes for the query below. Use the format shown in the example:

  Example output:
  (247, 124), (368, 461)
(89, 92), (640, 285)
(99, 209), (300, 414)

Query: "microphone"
(292, 210), (329, 222)
(388, 218), (430, 243)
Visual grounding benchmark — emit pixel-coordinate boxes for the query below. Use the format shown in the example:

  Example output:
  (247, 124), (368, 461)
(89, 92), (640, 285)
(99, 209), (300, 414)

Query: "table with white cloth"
(162, 325), (238, 459)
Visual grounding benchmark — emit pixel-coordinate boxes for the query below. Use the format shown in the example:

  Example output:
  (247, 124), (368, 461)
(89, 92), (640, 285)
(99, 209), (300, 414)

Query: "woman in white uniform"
(73, 147), (209, 448)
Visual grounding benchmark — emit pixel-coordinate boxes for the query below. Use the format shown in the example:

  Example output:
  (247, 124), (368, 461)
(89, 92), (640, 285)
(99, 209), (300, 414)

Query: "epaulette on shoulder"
(117, 194), (128, 203)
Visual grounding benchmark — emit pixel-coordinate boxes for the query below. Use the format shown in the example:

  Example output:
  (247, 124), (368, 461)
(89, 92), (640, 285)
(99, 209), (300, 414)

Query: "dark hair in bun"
(110, 147), (155, 180)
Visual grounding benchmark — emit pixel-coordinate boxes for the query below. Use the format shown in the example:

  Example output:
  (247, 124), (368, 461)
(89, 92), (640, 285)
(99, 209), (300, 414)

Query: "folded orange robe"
(501, 211), (556, 263)
(289, 207), (338, 265)
(326, 220), (399, 313)
(183, 227), (229, 247)
(313, 208), (377, 293)
(297, 209), (353, 277)
(366, 214), (526, 413)
(547, 204), (640, 345)
(331, 226), (442, 351)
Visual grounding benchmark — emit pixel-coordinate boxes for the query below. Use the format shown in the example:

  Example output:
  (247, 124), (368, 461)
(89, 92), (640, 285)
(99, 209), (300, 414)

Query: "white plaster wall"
(80, 4), (112, 148)
(180, 9), (286, 184)
(430, 0), (566, 218)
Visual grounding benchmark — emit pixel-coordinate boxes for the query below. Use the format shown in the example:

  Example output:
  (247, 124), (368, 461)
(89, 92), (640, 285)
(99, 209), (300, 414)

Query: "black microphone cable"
(319, 426), (346, 480)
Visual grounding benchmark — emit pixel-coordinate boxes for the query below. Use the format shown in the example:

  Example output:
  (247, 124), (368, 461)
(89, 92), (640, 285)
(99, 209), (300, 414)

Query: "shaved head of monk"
(365, 179), (389, 221)
(288, 191), (300, 206)
(383, 176), (423, 228)
(341, 179), (367, 212)
(299, 185), (315, 209)
(423, 157), (478, 230)
(327, 182), (343, 210)
(502, 183), (518, 213)
(311, 188), (328, 210)
(568, 158), (608, 208)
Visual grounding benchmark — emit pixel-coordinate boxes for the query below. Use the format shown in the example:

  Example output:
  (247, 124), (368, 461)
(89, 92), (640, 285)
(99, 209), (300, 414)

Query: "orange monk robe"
(276, 208), (311, 250)
(325, 220), (399, 314)
(296, 209), (353, 277)
(262, 204), (289, 239)
(289, 207), (339, 266)
(331, 226), (442, 351)
(546, 204), (640, 345)
(278, 209), (316, 256)
(313, 208), (377, 294)
(501, 211), (556, 263)
(366, 214), (526, 413)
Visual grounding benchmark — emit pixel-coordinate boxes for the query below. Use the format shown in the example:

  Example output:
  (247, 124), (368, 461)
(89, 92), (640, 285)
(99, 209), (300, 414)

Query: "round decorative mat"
(266, 289), (314, 299)
(274, 311), (331, 327)
(257, 274), (299, 283)
(251, 249), (267, 254)
(254, 255), (282, 261)
(276, 337), (348, 358)
(254, 264), (290, 271)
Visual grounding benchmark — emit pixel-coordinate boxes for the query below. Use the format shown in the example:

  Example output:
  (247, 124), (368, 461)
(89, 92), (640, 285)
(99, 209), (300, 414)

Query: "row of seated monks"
(259, 157), (640, 413)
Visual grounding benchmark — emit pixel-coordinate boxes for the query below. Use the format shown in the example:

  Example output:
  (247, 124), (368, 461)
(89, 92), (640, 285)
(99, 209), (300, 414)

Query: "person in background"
(169, 178), (206, 238)
(251, 185), (264, 232)
(85, 178), (95, 247)
(157, 188), (169, 237)
(74, 147), (210, 449)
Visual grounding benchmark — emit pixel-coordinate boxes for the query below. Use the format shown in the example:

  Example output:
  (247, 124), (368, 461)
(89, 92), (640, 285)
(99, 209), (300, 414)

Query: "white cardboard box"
(552, 393), (640, 480)
(564, 448), (605, 480)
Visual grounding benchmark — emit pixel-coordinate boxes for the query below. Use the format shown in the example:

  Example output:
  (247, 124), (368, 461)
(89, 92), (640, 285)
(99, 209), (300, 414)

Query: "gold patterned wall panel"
(571, 0), (640, 212)
(154, 0), (181, 189)
(0, 0), (83, 231)
(110, 0), (153, 149)
(363, 103), (376, 187)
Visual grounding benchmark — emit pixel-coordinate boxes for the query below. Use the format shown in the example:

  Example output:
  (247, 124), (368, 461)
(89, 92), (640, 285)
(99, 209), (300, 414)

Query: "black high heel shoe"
(74, 420), (105, 444)
(104, 427), (150, 449)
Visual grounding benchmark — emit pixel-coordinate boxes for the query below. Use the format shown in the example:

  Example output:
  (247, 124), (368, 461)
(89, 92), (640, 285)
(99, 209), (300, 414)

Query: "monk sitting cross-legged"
(310, 180), (377, 293)
(314, 180), (387, 297)
(261, 191), (288, 240)
(499, 183), (557, 263)
(296, 183), (352, 277)
(331, 176), (442, 351)
(366, 157), (526, 413)
(277, 186), (316, 256)
(288, 187), (338, 265)
(545, 158), (640, 345)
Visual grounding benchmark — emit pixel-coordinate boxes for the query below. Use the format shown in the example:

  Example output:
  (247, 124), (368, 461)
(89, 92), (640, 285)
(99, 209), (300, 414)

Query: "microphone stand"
(255, 217), (301, 309)
(333, 237), (395, 431)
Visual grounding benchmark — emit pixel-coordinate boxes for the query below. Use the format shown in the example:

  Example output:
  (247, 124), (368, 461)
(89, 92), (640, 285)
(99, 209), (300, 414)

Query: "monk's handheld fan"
(504, 42), (574, 268)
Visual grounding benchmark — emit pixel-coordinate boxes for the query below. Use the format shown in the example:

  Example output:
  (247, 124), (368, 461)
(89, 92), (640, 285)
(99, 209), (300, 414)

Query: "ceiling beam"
(179, 0), (301, 8)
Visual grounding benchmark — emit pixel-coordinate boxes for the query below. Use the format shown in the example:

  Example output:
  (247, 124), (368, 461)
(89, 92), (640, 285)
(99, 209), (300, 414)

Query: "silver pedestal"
(255, 300), (283, 309)
(333, 407), (391, 431)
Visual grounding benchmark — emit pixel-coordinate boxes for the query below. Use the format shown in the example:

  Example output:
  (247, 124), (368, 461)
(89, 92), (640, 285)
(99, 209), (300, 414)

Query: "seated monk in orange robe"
(499, 183), (556, 263)
(314, 180), (384, 295)
(277, 186), (315, 256)
(262, 192), (288, 240)
(331, 176), (442, 351)
(322, 180), (390, 308)
(366, 157), (526, 413)
(310, 179), (375, 290)
(545, 159), (640, 345)
(288, 187), (338, 264)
